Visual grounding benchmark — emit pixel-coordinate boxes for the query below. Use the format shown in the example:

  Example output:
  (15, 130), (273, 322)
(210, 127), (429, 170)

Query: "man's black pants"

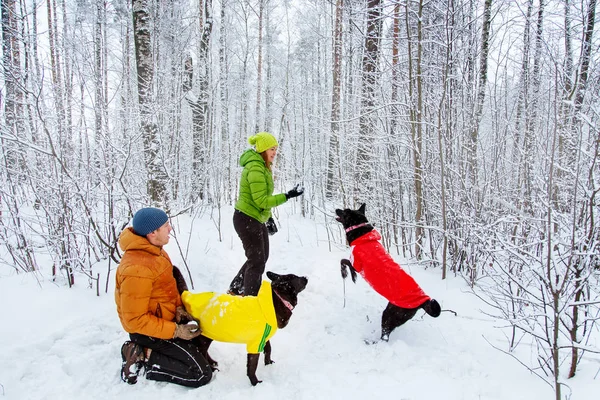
(130, 333), (212, 388)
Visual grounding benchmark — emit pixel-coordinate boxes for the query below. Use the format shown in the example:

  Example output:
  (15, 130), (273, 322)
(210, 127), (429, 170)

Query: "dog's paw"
(265, 358), (275, 366)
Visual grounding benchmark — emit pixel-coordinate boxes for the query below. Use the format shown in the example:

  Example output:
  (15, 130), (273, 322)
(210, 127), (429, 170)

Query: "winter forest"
(0, 0), (599, 398)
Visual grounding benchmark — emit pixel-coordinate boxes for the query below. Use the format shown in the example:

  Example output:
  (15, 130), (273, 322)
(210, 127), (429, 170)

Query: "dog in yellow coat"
(181, 271), (308, 386)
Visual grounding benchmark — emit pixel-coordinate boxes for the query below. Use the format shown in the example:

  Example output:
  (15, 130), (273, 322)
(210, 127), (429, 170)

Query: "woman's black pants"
(129, 333), (212, 388)
(228, 209), (269, 296)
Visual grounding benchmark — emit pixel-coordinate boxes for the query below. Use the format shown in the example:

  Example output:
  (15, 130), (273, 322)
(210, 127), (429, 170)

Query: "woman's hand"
(285, 184), (304, 199)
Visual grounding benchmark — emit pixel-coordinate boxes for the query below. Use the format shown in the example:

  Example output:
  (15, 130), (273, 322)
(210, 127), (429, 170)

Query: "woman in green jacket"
(228, 132), (303, 296)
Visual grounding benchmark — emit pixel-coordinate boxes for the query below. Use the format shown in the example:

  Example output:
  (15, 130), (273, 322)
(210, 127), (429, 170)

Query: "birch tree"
(355, 0), (382, 203)
(187, 0), (214, 201)
(254, 0), (265, 133)
(405, 0), (426, 259)
(132, 0), (167, 204)
(326, 0), (343, 198)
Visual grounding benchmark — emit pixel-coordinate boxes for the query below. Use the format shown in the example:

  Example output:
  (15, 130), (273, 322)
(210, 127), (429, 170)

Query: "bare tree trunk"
(567, 1), (597, 377)
(132, 0), (167, 204)
(466, 0), (492, 209)
(356, 0), (382, 201)
(405, 0), (425, 259)
(254, 0), (265, 132)
(567, 122), (600, 378)
(547, 80), (563, 400)
(219, 0), (232, 202)
(573, 0), (596, 113)
(438, 0), (454, 279)
(47, 0), (66, 152)
(326, 0), (343, 198)
(263, 2), (273, 132)
(0, 0), (36, 272)
(513, 0), (533, 212)
(388, 2), (405, 256)
(60, 0), (73, 162)
(187, 0), (213, 201)
(555, 0), (595, 212)
(94, 0), (105, 172)
(2, 0), (20, 170)
(522, 0), (545, 212)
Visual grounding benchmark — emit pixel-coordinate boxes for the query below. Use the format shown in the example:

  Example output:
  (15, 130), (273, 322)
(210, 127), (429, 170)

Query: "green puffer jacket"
(235, 149), (287, 223)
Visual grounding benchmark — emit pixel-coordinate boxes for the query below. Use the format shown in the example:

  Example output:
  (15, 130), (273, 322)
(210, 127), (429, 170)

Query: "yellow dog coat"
(181, 281), (277, 353)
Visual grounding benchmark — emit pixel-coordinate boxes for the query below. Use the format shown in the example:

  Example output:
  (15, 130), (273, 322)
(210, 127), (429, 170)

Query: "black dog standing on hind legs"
(335, 203), (441, 342)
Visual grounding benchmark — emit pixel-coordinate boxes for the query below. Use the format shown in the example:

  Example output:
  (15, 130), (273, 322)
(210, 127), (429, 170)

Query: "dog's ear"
(266, 271), (280, 282)
(358, 203), (366, 215)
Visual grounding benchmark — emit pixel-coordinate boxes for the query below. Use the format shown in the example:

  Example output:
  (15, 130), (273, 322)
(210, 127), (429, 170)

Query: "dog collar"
(345, 222), (368, 233)
(273, 289), (294, 311)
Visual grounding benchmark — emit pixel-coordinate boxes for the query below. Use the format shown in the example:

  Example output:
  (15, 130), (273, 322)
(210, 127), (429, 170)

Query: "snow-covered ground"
(1, 204), (597, 399)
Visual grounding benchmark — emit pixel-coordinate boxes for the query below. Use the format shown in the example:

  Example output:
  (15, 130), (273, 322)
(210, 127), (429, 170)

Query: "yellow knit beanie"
(248, 132), (278, 153)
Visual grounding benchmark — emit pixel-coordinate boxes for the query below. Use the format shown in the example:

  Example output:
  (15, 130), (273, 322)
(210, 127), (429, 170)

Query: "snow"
(1, 204), (597, 400)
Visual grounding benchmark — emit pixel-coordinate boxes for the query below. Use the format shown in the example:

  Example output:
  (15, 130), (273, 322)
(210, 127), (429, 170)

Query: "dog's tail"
(422, 299), (441, 318)
(340, 259), (357, 283)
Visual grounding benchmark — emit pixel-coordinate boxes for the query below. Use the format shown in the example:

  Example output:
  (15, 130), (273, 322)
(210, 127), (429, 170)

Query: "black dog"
(180, 271), (308, 386)
(335, 204), (441, 341)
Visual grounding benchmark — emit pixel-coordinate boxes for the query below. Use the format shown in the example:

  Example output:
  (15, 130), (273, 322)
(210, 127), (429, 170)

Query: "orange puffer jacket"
(115, 227), (182, 339)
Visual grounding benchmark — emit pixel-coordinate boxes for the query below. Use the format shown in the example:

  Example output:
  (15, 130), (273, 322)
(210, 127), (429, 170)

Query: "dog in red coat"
(335, 203), (441, 341)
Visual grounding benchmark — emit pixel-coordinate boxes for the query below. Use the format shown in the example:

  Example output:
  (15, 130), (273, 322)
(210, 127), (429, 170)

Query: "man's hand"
(175, 306), (196, 324)
(173, 323), (202, 340)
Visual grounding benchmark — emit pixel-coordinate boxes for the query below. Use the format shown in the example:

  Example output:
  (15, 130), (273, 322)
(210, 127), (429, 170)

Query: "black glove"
(285, 184), (304, 200)
(266, 217), (278, 235)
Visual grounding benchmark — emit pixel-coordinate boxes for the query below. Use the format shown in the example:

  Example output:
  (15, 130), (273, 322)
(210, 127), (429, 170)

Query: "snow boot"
(120, 341), (145, 384)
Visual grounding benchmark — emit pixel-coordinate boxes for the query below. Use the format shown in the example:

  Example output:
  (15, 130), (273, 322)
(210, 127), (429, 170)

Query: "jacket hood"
(239, 149), (265, 168)
(350, 230), (382, 246)
(118, 227), (161, 255)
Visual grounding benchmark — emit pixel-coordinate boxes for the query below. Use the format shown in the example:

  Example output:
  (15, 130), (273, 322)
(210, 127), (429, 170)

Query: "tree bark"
(254, 0), (265, 133)
(1, 0), (20, 170)
(326, 0), (343, 198)
(188, 0), (213, 201)
(467, 0), (492, 208)
(573, 0), (596, 112)
(405, 0), (425, 259)
(132, 0), (167, 204)
(356, 0), (382, 201)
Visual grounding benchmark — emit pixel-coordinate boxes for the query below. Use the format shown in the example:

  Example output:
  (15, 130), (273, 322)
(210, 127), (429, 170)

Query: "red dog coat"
(350, 230), (430, 308)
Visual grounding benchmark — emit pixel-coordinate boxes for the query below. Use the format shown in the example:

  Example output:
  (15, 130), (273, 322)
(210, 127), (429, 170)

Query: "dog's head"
(335, 204), (374, 243)
(335, 203), (368, 229)
(267, 271), (308, 309)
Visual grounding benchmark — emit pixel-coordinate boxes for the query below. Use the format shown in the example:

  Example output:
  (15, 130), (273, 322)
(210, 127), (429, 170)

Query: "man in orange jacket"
(115, 207), (212, 387)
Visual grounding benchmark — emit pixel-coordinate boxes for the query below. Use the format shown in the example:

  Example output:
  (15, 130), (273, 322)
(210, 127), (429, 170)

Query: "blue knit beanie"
(132, 207), (169, 236)
(249, 132), (278, 153)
